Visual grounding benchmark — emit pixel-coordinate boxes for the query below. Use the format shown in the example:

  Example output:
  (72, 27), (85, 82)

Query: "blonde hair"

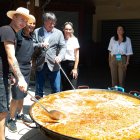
(28, 14), (36, 23)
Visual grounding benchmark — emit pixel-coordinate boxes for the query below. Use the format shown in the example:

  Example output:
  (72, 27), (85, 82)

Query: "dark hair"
(114, 25), (126, 42)
(42, 12), (57, 22)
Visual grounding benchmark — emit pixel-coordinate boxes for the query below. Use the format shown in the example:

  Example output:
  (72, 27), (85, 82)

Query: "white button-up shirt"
(64, 37), (80, 61)
(108, 36), (133, 56)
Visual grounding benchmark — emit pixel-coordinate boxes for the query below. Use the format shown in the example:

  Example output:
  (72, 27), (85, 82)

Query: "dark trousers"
(1, 56), (10, 110)
(35, 63), (61, 97)
(61, 60), (78, 91)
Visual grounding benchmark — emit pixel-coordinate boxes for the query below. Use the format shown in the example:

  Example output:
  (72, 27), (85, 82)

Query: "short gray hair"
(42, 12), (57, 22)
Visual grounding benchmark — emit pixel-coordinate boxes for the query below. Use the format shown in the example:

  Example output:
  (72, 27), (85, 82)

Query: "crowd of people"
(0, 6), (133, 140)
(0, 7), (80, 139)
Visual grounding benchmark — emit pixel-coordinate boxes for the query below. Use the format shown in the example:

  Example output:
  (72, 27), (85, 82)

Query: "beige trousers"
(109, 55), (127, 87)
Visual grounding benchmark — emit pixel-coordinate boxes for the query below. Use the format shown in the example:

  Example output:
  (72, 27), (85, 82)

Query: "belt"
(62, 60), (75, 63)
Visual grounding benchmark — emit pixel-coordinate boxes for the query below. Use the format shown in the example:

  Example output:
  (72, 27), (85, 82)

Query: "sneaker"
(7, 119), (17, 132)
(16, 114), (33, 123)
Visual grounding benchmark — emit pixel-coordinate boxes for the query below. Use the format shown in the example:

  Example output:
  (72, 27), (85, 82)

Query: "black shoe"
(31, 95), (42, 102)
(16, 114), (33, 123)
(35, 95), (42, 100)
(7, 119), (17, 132)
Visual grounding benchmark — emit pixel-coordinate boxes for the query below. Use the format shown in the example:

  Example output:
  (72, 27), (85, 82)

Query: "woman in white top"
(61, 22), (80, 91)
(108, 25), (133, 88)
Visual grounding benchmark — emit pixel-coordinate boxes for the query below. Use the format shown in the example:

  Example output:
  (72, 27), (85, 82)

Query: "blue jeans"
(35, 63), (61, 97)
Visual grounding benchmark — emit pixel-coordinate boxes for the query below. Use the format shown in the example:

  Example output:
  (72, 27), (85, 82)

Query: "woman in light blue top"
(108, 25), (133, 87)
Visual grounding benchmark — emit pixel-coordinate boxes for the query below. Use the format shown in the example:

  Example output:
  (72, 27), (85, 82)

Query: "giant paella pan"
(29, 89), (140, 140)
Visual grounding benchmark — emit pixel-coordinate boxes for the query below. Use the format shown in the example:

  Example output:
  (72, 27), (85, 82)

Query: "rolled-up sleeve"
(108, 37), (114, 52)
(126, 37), (133, 55)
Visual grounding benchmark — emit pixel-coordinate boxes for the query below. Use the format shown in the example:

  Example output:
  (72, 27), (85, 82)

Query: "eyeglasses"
(44, 20), (56, 26)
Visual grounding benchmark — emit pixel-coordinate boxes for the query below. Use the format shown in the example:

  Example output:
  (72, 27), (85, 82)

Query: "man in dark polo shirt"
(0, 7), (33, 139)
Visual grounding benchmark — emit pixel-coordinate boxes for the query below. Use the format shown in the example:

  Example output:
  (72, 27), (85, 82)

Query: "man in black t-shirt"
(7, 15), (36, 132)
(0, 7), (33, 139)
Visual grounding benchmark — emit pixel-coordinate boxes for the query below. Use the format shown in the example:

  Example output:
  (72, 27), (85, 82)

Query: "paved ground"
(5, 88), (49, 140)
